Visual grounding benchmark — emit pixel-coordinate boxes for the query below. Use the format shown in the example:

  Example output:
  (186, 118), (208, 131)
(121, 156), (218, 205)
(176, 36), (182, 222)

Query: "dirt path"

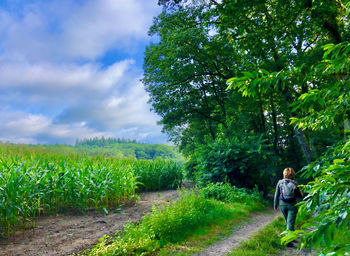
(279, 247), (314, 256)
(192, 210), (280, 256)
(0, 190), (179, 256)
(193, 209), (314, 256)
(278, 239), (315, 256)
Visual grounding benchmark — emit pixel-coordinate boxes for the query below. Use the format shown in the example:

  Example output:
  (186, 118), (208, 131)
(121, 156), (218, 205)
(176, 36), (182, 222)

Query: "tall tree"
(145, 0), (348, 187)
(144, 6), (257, 152)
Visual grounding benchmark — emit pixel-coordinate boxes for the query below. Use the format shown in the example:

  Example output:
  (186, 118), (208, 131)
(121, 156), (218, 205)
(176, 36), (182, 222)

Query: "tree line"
(75, 137), (183, 161)
(75, 137), (139, 147)
(145, 0), (349, 254)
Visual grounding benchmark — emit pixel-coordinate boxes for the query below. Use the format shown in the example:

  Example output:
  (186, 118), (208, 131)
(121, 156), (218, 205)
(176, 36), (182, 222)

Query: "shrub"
(282, 139), (350, 255)
(199, 182), (265, 210)
(89, 187), (266, 256)
(185, 134), (274, 195)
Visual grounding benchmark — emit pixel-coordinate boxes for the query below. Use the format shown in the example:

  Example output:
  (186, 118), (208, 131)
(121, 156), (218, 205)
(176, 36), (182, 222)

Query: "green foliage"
(144, 0), (346, 194)
(143, 5), (261, 159)
(232, 40), (350, 255)
(144, 2), (349, 254)
(88, 188), (265, 256)
(186, 134), (274, 191)
(133, 160), (183, 191)
(199, 182), (265, 209)
(228, 42), (350, 133)
(222, 5), (350, 254)
(282, 139), (350, 255)
(228, 217), (285, 256)
(74, 137), (184, 161)
(290, 42), (350, 131)
(0, 143), (183, 238)
(76, 137), (138, 146)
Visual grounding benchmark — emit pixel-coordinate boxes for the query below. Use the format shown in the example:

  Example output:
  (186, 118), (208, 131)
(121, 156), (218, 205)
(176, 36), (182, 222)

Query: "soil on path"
(193, 209), (314, 256)
(279, 247), (314, 256)
(193, 210), (280, 256)
(278, 239), (315, 256)
(0, 190), (179, 256)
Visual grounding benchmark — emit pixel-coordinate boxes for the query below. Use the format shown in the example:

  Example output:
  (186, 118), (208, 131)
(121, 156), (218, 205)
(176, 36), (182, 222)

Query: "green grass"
(0, 143), (183, 238)
(157, 214), (256, 256)
(132, 160), (183, 191)
(87, 187), (266, 256)
(199, 182), (266, 211)
(227, 208), (314, 256)
(228, 216), (285, 256)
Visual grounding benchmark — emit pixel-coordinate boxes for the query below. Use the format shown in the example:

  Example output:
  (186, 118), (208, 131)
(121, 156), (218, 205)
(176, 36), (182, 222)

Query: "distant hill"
(74, 137), (184, 161)
(0, 137), (184, 162)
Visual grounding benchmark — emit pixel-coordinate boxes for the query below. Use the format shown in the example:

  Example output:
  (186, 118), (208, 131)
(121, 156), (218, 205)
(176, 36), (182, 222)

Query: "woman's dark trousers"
(280, 204), (298, 231)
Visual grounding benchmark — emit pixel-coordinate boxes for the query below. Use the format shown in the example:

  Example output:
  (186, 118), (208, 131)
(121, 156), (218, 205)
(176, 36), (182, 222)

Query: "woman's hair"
(283, 167), (295, 179)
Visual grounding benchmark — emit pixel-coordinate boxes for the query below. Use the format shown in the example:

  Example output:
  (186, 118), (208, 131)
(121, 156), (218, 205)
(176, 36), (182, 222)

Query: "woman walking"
(274, 167), (303, 233)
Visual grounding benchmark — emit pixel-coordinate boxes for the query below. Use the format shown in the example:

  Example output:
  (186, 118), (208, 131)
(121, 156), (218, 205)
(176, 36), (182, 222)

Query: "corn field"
(0, 143), (183, 238)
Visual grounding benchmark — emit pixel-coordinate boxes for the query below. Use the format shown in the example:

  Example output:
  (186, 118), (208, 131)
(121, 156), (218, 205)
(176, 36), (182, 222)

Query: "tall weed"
(89, 188), (265, 256)
(199, 182), (265, 210)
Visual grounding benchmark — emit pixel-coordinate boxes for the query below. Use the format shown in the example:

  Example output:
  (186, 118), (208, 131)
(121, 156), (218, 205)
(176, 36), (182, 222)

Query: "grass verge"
(157, 213), (264, 256)
(87, 187), (265, 256)
(227, 216), (285, 256)
(227, 208), (313, 256)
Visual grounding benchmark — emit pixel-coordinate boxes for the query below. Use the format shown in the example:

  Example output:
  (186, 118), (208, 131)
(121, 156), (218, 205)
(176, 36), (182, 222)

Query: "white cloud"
(54, 76), (161, 132)
(0, 110), (111, 144)
(0, 108), (166, 145)
(0, 59), (133, 91)
(0, 0), (161, 61)
(0, 0), (167, 145)
(63, 0), (158, 59)
(0, 111), (50, 136)
(0, 59), (166, 144)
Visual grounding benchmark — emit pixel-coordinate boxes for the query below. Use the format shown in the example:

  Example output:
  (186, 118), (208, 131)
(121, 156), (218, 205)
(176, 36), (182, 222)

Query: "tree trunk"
(294, 128), (313, 163)
(270, 97), (279, 156)
(280, 85), (314, 163)
(344, 120), (350, 138)
(259, 95), (266, 132)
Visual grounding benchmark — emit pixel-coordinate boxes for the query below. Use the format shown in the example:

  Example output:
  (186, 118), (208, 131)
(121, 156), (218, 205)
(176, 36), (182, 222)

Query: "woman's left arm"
(296, 184), (303, 201)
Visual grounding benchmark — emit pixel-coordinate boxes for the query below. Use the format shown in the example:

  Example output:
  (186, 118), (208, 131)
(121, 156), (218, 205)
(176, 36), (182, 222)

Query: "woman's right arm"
(273, 181), (280, 210)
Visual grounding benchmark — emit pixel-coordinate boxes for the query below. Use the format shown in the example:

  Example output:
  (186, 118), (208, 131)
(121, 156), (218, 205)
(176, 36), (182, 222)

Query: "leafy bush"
(186, 134), (274, 194)
(199, 182), (265, 207)
(282, 41), (350, 255)
(282, 139), (350, 255)
(75, 137), (184, 161)
(88, 188), (265, 256)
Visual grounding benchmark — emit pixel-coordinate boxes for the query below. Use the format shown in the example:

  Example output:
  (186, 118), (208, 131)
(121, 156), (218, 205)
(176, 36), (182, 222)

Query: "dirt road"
(0, 190), (179, 256)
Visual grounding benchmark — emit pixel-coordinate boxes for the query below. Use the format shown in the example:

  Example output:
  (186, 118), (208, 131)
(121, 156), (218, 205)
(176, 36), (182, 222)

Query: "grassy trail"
(279, 245), (314, 256)
(192, 210), (280, 256)
(190, 210), (315, 256)
(225, 214), (314, 256)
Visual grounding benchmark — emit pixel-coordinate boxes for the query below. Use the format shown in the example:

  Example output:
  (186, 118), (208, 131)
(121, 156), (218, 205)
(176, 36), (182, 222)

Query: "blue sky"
(0, 0), (168, 145)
